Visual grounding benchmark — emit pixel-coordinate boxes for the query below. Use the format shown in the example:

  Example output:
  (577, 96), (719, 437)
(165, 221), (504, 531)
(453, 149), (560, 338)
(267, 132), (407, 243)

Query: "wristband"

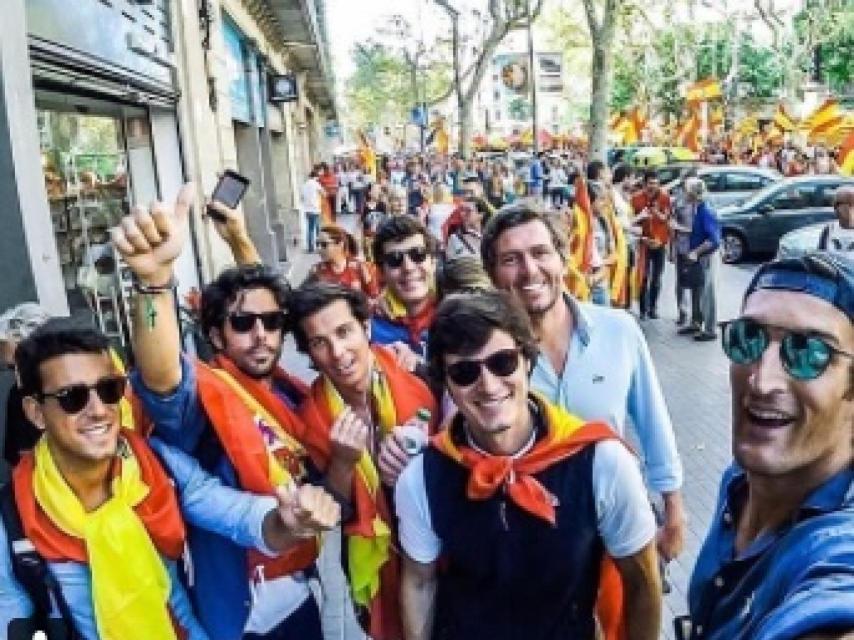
(133, 276), (177, 294)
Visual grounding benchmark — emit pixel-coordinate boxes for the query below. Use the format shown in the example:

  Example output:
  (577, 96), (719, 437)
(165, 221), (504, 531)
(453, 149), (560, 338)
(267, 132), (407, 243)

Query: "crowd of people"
(0, 145), (851, 640)
(300, 151), (724, 344)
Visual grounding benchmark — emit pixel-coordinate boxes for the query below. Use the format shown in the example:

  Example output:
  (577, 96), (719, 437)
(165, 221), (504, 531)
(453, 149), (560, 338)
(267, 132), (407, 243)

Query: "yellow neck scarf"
(33, 437), (177, 640)
(321, 365), (394, 607)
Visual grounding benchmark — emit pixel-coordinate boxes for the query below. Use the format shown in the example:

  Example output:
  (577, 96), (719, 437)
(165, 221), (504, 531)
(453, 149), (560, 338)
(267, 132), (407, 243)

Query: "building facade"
(0, 0), (336, 347)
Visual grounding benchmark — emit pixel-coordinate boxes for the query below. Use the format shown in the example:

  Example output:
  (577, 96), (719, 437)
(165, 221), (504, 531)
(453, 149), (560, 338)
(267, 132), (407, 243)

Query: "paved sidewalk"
(282, 229), (760, 640)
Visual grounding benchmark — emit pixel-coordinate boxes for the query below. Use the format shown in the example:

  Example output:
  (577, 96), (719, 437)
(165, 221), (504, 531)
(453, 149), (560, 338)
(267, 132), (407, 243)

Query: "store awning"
(259, 0), (337, 119)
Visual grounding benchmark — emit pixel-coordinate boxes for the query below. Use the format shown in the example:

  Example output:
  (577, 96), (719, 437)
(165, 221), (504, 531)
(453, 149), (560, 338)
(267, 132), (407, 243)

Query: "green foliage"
(508, 96), (532, 120)
(345, 40), (452, 131)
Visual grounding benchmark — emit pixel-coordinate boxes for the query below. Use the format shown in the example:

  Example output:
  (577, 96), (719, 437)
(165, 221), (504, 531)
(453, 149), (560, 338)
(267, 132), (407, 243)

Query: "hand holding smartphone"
(207, 170), (250, 223)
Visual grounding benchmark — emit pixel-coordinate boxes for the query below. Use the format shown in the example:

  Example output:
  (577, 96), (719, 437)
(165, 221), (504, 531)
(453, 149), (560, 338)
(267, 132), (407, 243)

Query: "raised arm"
(207, 200), (261, 266)
(112, 184), (193, 394)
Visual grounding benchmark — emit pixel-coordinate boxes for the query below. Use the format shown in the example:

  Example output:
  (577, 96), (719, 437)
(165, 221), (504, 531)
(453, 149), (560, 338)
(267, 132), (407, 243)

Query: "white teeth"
(749, 408), (792, 421)
(82, 424), (110, 436)
(521, 283), (545, 292)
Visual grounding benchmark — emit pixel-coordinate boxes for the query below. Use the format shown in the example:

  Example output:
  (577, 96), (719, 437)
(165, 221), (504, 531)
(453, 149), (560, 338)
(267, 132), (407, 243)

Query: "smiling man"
(290, 283), (437, 639)
(371, 216), (439, 360)
(112, 185), (364, 640)
(396, 289), (660, 640)
(0, 320), (340, 639)
(685, 252), (854, 640)
(480, 204), (685, 572)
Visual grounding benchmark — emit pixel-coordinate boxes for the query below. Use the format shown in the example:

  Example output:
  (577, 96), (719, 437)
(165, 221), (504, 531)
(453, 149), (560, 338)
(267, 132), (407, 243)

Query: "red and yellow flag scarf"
(14, 430), (187, 640)
(194, 356), (321, 580)
(299, 345), (437, 640)
(432, 395), (630, 640)
(379, 289), (436, 347)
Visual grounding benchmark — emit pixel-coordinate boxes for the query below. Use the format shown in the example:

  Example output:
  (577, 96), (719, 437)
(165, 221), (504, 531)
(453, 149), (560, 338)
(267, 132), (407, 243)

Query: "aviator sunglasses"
(382, 246), (430, 269)
(38, 375), (127, 414)
(228, 311), (287, 333)
(445, 348), (521, 387)
(720, 317), (854, 380)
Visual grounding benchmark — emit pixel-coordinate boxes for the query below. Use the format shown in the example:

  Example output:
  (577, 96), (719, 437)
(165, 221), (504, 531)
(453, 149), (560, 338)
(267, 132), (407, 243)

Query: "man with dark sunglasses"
(371, 216), (439, 365)
(111, 185), (365, 640)
(2, 319), (341, 639)
(682, 252), (854, 640)
(396, 289), (660, 640)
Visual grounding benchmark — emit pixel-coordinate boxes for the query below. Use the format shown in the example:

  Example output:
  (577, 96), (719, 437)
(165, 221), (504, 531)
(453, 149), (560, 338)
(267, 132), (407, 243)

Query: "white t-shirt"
(395, 438), (656, 564)
(828, 222), (854, 253)
(300, 177), (324, 213)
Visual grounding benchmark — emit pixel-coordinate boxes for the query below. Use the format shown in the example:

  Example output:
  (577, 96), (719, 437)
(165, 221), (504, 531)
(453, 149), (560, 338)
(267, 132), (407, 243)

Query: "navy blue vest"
(423, 421), (603, 640)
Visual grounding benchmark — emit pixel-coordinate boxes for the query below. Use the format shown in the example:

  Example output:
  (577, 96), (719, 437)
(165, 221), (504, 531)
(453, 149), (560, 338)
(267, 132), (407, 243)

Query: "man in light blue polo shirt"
(481, 203), (686, 561)
(683, 253), (854, 640)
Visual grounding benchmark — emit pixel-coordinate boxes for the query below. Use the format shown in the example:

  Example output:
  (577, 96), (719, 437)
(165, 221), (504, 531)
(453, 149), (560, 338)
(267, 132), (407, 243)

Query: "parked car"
(664, 165), (782, 210)
(776, 222), (826, 259)
(718, 175), (854, 263)
(656, 161), (704, 187)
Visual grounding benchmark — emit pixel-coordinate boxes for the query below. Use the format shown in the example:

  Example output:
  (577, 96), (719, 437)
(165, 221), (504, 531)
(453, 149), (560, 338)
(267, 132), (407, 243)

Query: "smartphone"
(207, 170), (250, 223)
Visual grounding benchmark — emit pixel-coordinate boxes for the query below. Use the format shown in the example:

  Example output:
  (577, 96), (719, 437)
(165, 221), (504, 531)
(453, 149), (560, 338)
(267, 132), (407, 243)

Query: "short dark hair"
(612, 162), (631, 185)
(480, 202), (567, 275)
(200, 264), (291, 344)
(644, 170), (659, 184)
(289, 282), (371, 352)
(372, 215), (438, 267)
(15, 319), (110, 396)
(427, 289), (539, 388)
(586, 160), (605, 181)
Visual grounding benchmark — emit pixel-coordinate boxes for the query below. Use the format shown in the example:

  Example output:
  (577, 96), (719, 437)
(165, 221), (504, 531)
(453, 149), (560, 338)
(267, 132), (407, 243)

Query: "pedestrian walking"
(301, 167), (324, 252)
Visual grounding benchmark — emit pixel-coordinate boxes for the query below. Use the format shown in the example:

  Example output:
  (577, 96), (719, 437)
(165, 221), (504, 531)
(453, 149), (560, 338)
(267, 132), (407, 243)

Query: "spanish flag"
(709, 105), (725, 132)
(802, 98), (844, 142)
(677, 108), (701, 152)
(565, 175), (593, 301)
(773, 103), (797, 132)
(840, 130), (854, 177)
(686, 77), (722, 103)
(358, 130), (377, 181)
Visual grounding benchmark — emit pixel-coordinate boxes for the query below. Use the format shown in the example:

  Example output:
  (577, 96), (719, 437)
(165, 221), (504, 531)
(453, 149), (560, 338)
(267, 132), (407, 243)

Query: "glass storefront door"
(35, 94), (158, 355)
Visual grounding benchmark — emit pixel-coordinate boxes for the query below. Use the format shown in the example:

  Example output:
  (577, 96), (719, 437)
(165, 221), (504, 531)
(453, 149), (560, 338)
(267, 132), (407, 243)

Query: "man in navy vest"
(395, 289), (661, 640)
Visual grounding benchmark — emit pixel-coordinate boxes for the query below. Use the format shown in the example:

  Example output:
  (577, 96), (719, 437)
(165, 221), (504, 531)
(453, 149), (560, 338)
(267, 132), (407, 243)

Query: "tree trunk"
(460, 100), (474, 159)
(589, 41), (612, 163)
(583, 0), (619, 164)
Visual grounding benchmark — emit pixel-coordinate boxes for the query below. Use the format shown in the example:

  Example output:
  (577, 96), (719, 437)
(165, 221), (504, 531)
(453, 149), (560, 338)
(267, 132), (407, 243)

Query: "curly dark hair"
(200, 264), (291, 345)
(289, 282), (371, 353)
(15, 319), (110, 396)
(372, 215), (438, 268)
(480, 202), (567, 276)
(427, 289), (538, 389)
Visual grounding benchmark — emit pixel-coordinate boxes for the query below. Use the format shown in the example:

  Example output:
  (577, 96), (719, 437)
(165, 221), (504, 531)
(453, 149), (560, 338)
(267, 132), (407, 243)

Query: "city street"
(280, 222), (761, 639)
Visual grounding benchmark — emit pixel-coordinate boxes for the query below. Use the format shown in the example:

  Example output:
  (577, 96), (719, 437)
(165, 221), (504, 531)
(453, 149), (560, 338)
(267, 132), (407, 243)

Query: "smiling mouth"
(79, 423), (112, 438)
(334, 358), (357, 376)
(475, 395), (510, 409)
(745, 406), (796, 429)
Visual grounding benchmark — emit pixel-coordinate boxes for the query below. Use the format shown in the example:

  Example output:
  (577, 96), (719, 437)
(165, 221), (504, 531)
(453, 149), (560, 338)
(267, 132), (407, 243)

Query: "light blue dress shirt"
(530, 295), (683, 493)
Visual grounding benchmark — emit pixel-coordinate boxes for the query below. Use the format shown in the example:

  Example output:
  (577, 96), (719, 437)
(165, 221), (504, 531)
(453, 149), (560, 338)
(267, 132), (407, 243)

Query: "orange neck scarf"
(433, 395), (618, 526)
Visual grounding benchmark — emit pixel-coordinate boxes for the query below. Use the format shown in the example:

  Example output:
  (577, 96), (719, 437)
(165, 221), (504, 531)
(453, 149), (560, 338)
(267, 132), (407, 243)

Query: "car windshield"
(737, 180), (787, 209)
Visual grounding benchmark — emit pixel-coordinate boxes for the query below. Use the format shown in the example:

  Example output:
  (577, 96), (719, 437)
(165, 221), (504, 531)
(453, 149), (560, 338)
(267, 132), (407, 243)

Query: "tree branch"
(582, 0), (600, 37)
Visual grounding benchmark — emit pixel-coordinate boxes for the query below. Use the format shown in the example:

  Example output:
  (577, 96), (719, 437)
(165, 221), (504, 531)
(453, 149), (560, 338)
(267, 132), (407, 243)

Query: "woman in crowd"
(306, 224), (378, 299)
(361, 183), (388, 261)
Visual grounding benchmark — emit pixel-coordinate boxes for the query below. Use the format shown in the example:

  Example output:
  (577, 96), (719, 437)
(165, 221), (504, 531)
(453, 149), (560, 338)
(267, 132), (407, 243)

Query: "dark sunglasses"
(228, 311), (287, 333)
(445, 348), (521, 387)
(721, 318), (854, 380)
(382, 246), (430, 269)
(38, 375), (127, 414)
(316, 239), (341, 249)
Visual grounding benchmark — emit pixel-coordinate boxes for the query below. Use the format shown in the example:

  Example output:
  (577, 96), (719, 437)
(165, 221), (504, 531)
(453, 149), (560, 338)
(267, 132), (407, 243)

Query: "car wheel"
(722, 231), (746, 264)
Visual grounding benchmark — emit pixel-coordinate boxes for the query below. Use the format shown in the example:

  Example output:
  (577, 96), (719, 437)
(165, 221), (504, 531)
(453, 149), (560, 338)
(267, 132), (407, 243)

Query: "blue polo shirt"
(688, 464), (854, 640)
(530, 295), (682, 494)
